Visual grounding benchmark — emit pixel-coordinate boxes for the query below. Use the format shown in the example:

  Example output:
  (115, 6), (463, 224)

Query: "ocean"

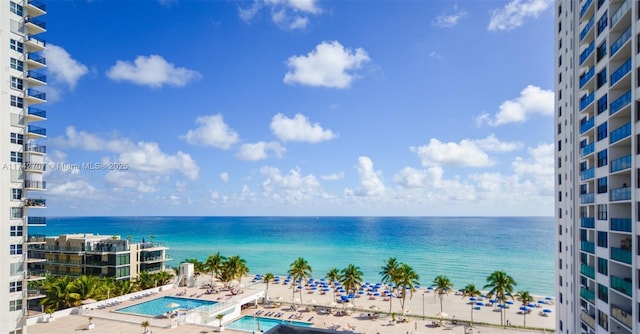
(30, 216), (555, 296)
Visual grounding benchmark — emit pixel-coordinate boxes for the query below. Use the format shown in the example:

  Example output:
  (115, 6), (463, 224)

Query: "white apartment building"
(555, 0), (637, 333)
(0, 1), (47, 333)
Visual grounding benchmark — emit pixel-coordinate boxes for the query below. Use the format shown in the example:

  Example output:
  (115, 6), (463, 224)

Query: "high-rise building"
(0, 1), (47, 333)
(556, 0), (636, 333)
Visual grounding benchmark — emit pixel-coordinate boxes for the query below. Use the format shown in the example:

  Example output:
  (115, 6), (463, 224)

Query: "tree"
(484, 270), (517, 327)
(288, 257), (312, 305)
(340, 264), (363, 306)
(135, 272), (155, 290)
(141, 320), (150, 333)
(263, 273), (275, 304)
(395, 263), (420, 314)
(221, 255), (249, 284)
(73, 275), (99, 301)
(325, 268), (341, 302)
(40, 276), (81, 311)
(204, 252), (226, 281)
(433, 275), (453, 314)
(153, 270), (174, 286)
(515, 290), (534, 327)
(461, 283), (481, 325)
(379, 257), (400, 313)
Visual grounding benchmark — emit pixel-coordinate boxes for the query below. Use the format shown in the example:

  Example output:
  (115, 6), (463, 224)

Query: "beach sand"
(26, 274), (555, 334)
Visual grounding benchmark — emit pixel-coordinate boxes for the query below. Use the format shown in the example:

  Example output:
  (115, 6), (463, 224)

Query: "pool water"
(225, 316), (312, 332)
(115, 296), (217, 317)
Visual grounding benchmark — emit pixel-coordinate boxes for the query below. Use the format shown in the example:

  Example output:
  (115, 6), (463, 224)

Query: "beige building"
(28, 234), (171, 281)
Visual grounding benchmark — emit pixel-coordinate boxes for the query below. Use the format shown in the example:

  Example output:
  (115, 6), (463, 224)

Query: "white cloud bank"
(270, 113), (336, 142)
(476, 85), (554, 126)
(432, 5), (467, 28)
(106, 55), (201, 88)
(488, 0), (551, 31)
(182, 114), (240, 149)
(239, 0), (321, 30)
(284, 41), (370, 89)
(345, 156), (386, 197)
(411, 135), (522, 167)
(236, 141), (286, 161)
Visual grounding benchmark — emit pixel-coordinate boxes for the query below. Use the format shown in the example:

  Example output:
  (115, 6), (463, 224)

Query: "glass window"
(10, 133), (23, 145)
(10, 207), (22, 219)
(597, 11), (607, 35)
(10, 58), (23, 71)
(9, 226), (23, 237)
(9, 39), (23, 53)
(9, 2), (23, 16)
(597, 204), (607, 220)
(597, 177), (607, 193)
(597, 122), (608, 141)
(10, 151), (22, 163)
(10, 77), (23, 90)
(597, 68), (607, 88)
(10, 95), (23, 108)
(597, 284), (608, 302)
(9, 281), (22, 293)
(9, 244), (23, 255)
(597, 41), (607, 61)
(597, 257), (608, 275)
(597, 231), (607, 247)
(597, 94), (607, 114)
(9, 299), (22, 312)
(11, 188), (21, 200)
(597, 149), (607, 167)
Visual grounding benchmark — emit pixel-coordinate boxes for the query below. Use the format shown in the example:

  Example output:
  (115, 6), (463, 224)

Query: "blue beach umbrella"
(373, 292), (380, 297)
(476, 302), (485, 307)
(519, 306), (529, 312)
(489, 299), (496, 304)
(527, 303), (537, 308)
(545, 296), (553, 300)
(469, 297), (477, 302)
(505, 300), (514, 305)
(543, 309), (552, 313)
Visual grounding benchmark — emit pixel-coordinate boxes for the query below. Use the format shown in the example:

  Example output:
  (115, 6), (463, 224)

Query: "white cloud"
(238, 1), (262, 22)
(104, 171), (161, 193)
(220, 172), (229, 183)
(236, 141), (286, 161)
(349, 156), (385, 197)
(393, 166), (444, 189)
(270, 113), (336, 142)
(182, 114), (239, 149)
(47, 180), (97, 197)
(239, 0), (321, 29)
(320, 172), (344, 181)
(43, 44), (88, 90)
(488, 0), (551, 31)
(284, 41), (371, 89)
(477, 85), (554, 126)
(259, 166), (323, 202)
(512, 143), (554, 192)
(411, 137), (499, 167)
(106, 55), (201, 88)
(474, 134), (523, 152)
(432, 6), (467, 28)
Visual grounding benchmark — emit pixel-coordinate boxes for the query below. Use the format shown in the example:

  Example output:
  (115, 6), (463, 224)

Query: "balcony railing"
(580, 92), (595, 110)
(581, 241), (595, 253)
(611, 304), (632, 328)
(24, 143), (46, 154)
(580, 192), (595, 204)
(24, 198), (45, 207)
(26, 234), (46, 243)
(580, 287), (595, 302)
(27, 216), (46, 226)
(580, 41), (595, 65)
(610, 186), (631, 201)
(610, 59), (631, 86)
(611, 247), (632, 264)
(86, 244), (129, 253)
(25, 17), (46, 30)
(580, 311), (596, 329)
(610, 154), (631, 173)
(580, 168), (595, 181)
(610, 90), (631, 116)
(610, 25), (632, 57)
(26, 35), (46, 48)
(580, 264), (595, 279)
(580, 16), (595, 41)
(580, 0), (593, 18)
(580, 67), (595, 88)
(24, 180), (46, 190)
(610, 0), (631, 28)
(580, 142), (595, 157)
(26, 70), (46, 83)
(46, 259), (82, 265)
(28, 0), (46, 12)
(27, 107), (46, 119)
(27, 125), (46, 136)
(26, 88), (46, 100)
(580, 117), (595, 134)
(27, 53), (46, 65)
(611, 275), (632, 296)
(581, 217), (595, 228)
(610, 122), (631, 144)
(611, 218), (632, 232)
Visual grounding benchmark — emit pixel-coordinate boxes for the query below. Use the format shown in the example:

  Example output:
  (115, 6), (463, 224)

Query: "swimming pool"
(115, 296), (217, 317)
(225, 316), (312, 332)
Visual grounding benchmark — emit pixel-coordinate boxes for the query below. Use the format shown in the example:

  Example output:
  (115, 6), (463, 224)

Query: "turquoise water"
(32, 216), (555, 295)
(115, 296), (217, 317)
(225, 315), (312, 332)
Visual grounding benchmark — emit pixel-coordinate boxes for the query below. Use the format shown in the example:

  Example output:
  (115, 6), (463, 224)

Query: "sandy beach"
(27, 274), (555, 334)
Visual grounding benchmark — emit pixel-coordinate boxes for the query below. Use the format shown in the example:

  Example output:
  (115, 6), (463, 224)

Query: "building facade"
(0, 1), (48, 333)
(555, 0), (637, 333)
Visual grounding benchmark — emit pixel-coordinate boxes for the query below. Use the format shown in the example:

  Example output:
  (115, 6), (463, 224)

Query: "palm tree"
(395, 263), (420, 314)
(141, 320), (150, 333)
(263, 273), (275, 304)
(340, 264), (363, 306)
(40, 276), (81, 311)
(433, 275), (454, 314)
(325, 268), (341, 302)
(379, 257), (399, 313)
(204, 252), (226, 281)
(221, 255), (249, 283)
(288, 257), (312, 305)
(73, 275), (99, 301)
(135, 271), (155, 290)
(114, 278), (133, 296)
(484, 270), (517, 327)
(461, 283), (481, 325)
(153, 270), (174, 286)
(515, 290), (534, 327)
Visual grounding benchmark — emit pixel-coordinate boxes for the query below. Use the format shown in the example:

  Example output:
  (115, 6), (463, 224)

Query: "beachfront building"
(0, 1), (48, 333)
(27, 234), (171, 281)
(555, 0), (638, 333)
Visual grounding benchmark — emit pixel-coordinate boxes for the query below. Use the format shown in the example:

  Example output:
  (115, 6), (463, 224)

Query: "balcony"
(580, 311), (596, 329)
(86, 244), (129, 253)
(611, 275), (632, 297)
(27, 125), (46, 138)
(26, 70), (46, 85)
(25, 270), (47, 281)
(611, 218), (632, 232)
(580, 41), (595, 65)
(27, 216), (46, 226)
(610, 186), (631, 201)
(611, 247), (632, 264)
(580, 117), (595, 134)
(610, 25), (631, 57)
(610, 122), (631, 144)
(580, 92), (595, 111)
(611, 304), (632, 329)
(26, 88), (46, 103)
(580, 67), (595, 88)
(46, 258), (83, 266)
(24, 17), (46, 35)
(580, 16), (595, 41)
(25, 289), (45, 300)
(580, 192), (595, 204)
(580, 287), (595, 302)
(610, 154), (631, 173)
(24, 198), (46, 208)
(26, 107), (46, 120)
(26, 53), (46, 68)
(25, 35), (46, 52)
(581, 217), (595, 228)
(26, 234), (46, 244)
(581, 241), (595, 253)
(610, 90), (631, 116)
(610, 59), (631, 87)
(580, 142), (595, 157)
(580, 263), (595, 279)
(580, 0), (593, 18)
(24, 143), (46, 154)
(580, 168), (595, 181)
(610, 0), (631, 29)
(26, 0), (46, 18)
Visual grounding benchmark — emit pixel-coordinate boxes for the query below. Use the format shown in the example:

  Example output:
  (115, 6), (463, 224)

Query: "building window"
(9, 299), (22, 312)
(597, 149), (607, 167)
(597, 231), (607, 247)
(10, 151), (22, 163)
(597, 284), (608, 302)
(597, 122), (608, 141)
(596, 11), (607, 35)
(10, 133), (23, 145)
(9, 39), (23, 53)
(558, 55), (562, 66)
(9, 281), (22, 293)
(597, 68), (607, 88)
(10, 77), (23, 90)
(11, 188), (21, 200)
(9, 244), (23, 255)
(597, 94), (607, 114)
(598, 310), (608, 330)
(597, 204), (607, 220)
(597, 257), (608, 275)
(597, 41), (607, 61)
(9, 1), (23, 16)
(9, 225), (23, 237)
(10, 95), (23, 108)
(10, 58), (23, 71)
(597, 177), (607, 193)
(10, 207), (22, 219)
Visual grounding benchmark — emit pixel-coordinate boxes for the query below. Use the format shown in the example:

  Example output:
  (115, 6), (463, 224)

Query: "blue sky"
(38, 0), (554, 216)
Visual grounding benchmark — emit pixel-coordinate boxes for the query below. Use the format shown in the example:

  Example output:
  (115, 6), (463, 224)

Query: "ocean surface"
(31, 216), (555, 296)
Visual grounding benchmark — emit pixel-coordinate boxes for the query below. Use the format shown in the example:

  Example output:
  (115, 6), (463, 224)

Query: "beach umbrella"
(489, 299), (496, 304)
(545, 296), (554, 300)
(166, 302), (180, 308)
(469, 297), (477, 302)
(519, 306), (530, 312)
(476, 302), (485, 307)
(373, 292), (380, 297)
(436, 311), (448, 318)
(527, 303), (536, 308)
(505, 300), (514, 305)
(543, 309), (552, 313)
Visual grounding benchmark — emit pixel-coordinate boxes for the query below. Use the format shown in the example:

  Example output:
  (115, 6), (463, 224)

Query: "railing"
(580, 92), (595, 110)
(580, 0), (594, 18)
(27, 107), (46, 118)
(610, 0), (631, 28)
(580, 67), (595, 88)
(24, 198), (45, 207)
(46, 259), (83, 265)
(581, 241), (595, 253)
(27, 216), (46, 225)
(43, 245), (83, 252)
(24, 180), (46, 189)
(580, 142), (595, 156)
(26, 88), (46, 100)
(610, 25), (632, 57)
(610, 122), (631, 144)
(580, 192), (595, 204)
(580, 16), (595, 41)
(610, 186), (631, 201)
(611, 247), (632, 264)
(26, 70), (46, 83)
(580, 168), (595, 181)
(610, 90), (631, 116)
(27, 53), (46, 65)
(610, 59), (631, 86)
(611, 304), (632, 328)
(580, 117), (595, 134)
(610, 154), (631, 173)
(580, 311), (596, 329)
(141, 256), (172, 262)
(580, 41), (595, 64)
(27, 0), (46, 11)
(25, 270), (47, 280)
(610, 218), (632, 232)
(86, 244), (129, 253)
(26, 35), (46, 47)
(24, 143), (46, 154)
(580, 287), (595, 302)
(581, 217), (595, 228)
(26, 289), (44, 298)
(140, 242), (165, 249)
(610, 276), (632, 296)
(27, 125), (46, 136)
(26, 234), (46, 243)
(25, 17), (46, 30)
(580, 264), (595, 278)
